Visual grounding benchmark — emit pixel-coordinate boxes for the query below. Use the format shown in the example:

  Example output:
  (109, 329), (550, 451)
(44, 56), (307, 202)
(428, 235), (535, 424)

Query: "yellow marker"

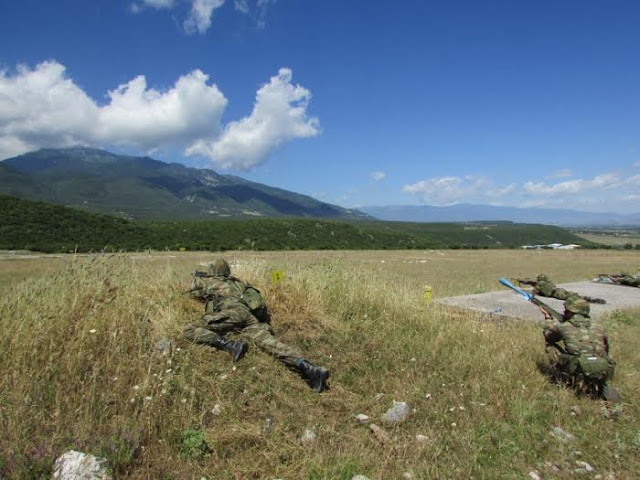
(271, 269), (285, 284)
(424, 285), (433, 304)
(179, 247), (186, 252)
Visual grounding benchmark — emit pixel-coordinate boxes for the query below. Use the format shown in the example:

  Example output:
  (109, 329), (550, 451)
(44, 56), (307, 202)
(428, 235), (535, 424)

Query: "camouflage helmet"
(537, 273), (550, 282)
(208, 258), (231, 277)
(564, 296), (590, 316)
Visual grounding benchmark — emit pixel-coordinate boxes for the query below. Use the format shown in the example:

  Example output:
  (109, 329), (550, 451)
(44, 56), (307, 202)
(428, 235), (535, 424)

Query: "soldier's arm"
(540, 306), (562, 343)
(188, 276), (209, 301)
(543, 323), (562, 345)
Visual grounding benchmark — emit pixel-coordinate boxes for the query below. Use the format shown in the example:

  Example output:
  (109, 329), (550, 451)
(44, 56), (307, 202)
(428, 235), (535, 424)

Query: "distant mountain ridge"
(0, 147), (369, 221)
(360, 204), (640, 227)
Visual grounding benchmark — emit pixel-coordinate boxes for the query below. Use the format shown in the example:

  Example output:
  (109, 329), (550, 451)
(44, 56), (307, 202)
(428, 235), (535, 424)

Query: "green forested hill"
(0, 195), (146, 252)
(0, 195), (593, 252)
(1, 147), (369, 220)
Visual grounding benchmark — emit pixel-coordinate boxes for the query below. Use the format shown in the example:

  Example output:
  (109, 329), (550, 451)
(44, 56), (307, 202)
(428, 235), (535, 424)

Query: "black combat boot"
(294, 358), (330, 393)
(212, 338), (249, 363)
(584, 296), (606, 304)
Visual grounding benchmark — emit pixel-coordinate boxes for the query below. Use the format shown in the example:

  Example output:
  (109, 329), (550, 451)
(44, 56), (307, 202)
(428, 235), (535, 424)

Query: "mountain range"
(359, 204), (640, 227)
(0, 148), (368, 221)
(2, 148), (638, 226)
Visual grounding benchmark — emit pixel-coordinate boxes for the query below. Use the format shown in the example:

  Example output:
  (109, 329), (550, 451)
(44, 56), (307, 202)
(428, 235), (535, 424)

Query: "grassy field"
(1, 249), (639, 479)
(575, 232), (640, 247)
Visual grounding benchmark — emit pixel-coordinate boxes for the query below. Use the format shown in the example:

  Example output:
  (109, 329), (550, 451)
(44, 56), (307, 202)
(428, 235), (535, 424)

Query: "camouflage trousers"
(183, 303), (301, 368)
(545, 344), (614, 385)
(551, 288), (573, 300)
(545, 344), (572, 371)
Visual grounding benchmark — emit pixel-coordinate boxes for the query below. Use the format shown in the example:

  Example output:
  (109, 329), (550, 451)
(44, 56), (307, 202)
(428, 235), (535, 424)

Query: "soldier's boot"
(294, 358), (330, 393)
(584, 296), (606, 304)
(601, 384), (621, 403)
(211, 338), (248, 363)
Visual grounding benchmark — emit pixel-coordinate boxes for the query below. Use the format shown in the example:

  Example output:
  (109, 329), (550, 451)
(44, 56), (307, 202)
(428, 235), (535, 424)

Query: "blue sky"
(1, 0), (639, 213)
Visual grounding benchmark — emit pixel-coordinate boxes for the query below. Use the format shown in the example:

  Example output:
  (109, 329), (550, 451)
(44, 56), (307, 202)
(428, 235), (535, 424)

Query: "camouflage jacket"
(543, 314), (609, 358)
(189, 275), (247, 309)
(533, 280), (556, 297)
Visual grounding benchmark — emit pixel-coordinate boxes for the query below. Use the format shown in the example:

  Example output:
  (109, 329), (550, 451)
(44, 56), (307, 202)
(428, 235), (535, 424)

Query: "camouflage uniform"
(184, 274), (301, 368)
(521, 274), (605, 303)
(542, 297), (616, 399)
(183, 259), (329, 392)
(617, 274), (640, 287)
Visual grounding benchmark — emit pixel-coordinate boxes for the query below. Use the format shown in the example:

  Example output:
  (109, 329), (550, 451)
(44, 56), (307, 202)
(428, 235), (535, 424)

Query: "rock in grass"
(528, 471), (542, 480)
(352, 476), (372, 480)
(575, 461), (595, 472)
(369, 424), (390, 444)
(300, 428), (317, 445)
(154, 338), (173, 354)
(550, 426), (575, 442)
(355, 413), (370, 424)
(52, 450), (111, 480)
(264, 418), (274, 433)
(382, 401), (410, 425)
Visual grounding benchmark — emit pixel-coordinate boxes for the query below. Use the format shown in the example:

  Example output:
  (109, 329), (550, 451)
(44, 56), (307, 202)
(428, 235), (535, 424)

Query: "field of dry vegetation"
(1, 249), (639, 479)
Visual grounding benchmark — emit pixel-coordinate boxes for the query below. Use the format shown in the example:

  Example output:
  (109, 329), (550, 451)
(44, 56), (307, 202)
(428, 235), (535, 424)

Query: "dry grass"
(0, 253), (70, 289)
(1, 250), (639, 479)
(575, 233), (640, 247)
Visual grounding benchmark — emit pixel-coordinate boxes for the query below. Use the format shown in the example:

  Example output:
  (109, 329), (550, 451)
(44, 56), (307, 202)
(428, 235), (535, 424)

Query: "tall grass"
(1, 252), (639, 479)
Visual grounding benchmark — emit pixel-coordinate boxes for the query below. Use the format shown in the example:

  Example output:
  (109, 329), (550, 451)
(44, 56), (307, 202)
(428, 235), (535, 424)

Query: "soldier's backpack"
(234, 281), (269, 322)
(577, 355), (615, 382)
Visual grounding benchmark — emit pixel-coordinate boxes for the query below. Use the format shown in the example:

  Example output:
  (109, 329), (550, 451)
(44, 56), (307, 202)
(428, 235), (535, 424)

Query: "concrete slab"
(436, 282), (640, 322)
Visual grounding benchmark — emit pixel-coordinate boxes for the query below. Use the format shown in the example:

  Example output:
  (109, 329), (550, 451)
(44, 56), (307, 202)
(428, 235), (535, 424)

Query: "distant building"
(521, 243), (582, 250)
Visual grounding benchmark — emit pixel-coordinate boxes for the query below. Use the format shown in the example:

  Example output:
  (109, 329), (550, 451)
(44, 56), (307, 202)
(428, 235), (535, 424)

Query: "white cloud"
(488, 183), (516, 198)
(142, 0), (176, 8)
(97, 70), (227, 150)
(0, 61), (99, 156)
(627, 175), (640, 186)
(370, 171), (386, 182)
(234, 0), (249, 13)
(523, 173), (621, 196)
(131, 0), (175, 13)
(186, 68), (320, 169)
(132, 0), (274, 33)
(255, 0), (276, 28)
(0, 61), (319, 169)
(402, 176), (507, 205)
(184, 0), (225, 34)
(550, 168), (572, 178)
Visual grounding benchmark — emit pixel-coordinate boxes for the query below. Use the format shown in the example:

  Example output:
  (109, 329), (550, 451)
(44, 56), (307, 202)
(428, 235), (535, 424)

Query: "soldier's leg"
(553, 288), (573, 301)
(183, 310), (241, 345)
(183, 309), (249, 362)
(242, 321), (301, 368)
(545, 344), (572, 384)
(583, 295), (606, 304)
(242, 320), (330, 392)
(545, 344), (563, 366)
(183, 318), (222, 345)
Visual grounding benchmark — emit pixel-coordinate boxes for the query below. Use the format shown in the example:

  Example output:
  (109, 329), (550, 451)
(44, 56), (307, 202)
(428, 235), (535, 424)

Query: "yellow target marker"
(271, 269), (285, 284)
(424, 285), (433, 304)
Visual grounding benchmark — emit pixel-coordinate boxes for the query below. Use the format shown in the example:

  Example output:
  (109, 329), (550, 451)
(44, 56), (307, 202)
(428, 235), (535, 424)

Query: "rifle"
(192, 270), (214, 278)
(498, 278), (564, 322)
(515, 278), (536, 287)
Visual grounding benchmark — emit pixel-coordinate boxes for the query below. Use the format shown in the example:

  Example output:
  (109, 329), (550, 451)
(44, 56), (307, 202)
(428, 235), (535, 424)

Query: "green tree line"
(0, 194), (599, 252)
